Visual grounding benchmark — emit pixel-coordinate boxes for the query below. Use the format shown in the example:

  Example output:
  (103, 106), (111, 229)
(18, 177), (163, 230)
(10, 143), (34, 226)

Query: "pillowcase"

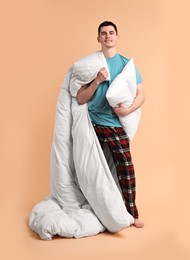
(106, 58), (141, 141)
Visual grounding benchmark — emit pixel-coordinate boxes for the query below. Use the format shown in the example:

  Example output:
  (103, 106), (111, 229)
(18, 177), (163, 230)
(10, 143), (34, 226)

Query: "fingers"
(100, 67), (107, 72)
(97, 67), (108, 81)
(100, 67), (108, 76)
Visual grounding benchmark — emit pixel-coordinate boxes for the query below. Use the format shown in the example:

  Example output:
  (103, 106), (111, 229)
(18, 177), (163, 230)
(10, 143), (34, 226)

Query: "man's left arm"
(113, 84), (145, 116)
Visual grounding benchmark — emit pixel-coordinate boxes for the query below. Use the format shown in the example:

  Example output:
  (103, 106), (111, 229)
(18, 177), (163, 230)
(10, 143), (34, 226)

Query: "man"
(77, 21), (145, 228)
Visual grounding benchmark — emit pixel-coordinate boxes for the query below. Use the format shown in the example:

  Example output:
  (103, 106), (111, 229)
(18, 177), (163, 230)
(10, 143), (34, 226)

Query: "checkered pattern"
(93, 123), (139, 218)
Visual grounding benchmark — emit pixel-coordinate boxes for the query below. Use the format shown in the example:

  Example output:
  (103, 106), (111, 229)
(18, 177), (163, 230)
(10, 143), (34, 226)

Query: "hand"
(113, 104), (132, 117)
(95, 67), (108, 84)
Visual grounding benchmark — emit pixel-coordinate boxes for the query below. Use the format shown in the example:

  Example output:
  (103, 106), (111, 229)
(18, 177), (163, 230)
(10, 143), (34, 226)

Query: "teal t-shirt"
(88, 54), (143, 127)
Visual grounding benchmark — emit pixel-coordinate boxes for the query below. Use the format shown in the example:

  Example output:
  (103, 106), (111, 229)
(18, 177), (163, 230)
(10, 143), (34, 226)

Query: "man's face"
(97, 25), (118, 49)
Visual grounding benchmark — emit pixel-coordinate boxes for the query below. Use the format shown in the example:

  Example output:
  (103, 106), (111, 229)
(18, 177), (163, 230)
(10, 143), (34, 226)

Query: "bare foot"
(133, 218), (144, 228)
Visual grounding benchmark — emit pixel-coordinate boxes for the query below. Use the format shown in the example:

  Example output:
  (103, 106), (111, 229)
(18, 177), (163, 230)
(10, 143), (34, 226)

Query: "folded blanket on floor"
(29, 51), (136, 240)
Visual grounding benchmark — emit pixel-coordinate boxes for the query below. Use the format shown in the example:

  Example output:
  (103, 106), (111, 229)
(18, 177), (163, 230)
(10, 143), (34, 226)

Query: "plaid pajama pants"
(93, 123), (139, 219)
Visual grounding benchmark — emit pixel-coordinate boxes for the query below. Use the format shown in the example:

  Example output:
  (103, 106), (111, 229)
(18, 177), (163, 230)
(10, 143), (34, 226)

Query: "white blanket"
(29, 51), (137, 240)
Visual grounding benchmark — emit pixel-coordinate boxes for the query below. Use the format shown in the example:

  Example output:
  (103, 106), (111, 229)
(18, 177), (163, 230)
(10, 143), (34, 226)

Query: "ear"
(97, 36), (100, 42)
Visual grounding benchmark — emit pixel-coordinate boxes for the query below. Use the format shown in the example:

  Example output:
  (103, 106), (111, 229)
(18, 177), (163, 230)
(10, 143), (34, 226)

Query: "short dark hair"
(98, 21), (118, 35)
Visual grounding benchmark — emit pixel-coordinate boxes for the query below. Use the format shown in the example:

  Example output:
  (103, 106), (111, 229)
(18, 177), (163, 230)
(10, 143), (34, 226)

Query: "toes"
(133, 219), (144, 228)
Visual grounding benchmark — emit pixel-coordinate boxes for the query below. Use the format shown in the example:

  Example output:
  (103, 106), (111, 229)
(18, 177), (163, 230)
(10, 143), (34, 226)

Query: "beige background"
(0, 0), (189, 259)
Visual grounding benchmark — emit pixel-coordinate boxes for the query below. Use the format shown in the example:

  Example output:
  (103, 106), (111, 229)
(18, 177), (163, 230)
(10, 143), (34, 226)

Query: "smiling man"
(77, 21), (145, 228)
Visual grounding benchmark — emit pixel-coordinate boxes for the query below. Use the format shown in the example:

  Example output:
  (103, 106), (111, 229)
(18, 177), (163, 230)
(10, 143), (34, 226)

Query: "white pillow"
(106, 59), (141, 141)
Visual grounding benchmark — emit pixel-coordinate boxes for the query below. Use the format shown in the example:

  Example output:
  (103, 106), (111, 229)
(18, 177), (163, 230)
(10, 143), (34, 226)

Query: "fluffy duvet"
(29, 51), (139, 240)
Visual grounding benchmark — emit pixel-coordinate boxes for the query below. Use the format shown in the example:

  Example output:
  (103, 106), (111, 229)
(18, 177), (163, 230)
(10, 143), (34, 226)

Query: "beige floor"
(1, 161), (189, 260)
(1, 207), (189, 260)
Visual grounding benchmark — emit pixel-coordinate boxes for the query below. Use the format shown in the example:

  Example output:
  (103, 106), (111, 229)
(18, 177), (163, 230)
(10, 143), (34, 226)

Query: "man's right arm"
(77, 67), (108, 105)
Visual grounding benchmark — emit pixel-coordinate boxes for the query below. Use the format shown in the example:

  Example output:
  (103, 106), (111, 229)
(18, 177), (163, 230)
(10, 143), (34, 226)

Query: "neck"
(102, 47), (116, 58)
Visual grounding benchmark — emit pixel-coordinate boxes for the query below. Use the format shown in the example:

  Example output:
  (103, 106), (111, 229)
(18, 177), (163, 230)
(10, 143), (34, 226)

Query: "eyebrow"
(100, 30), (115, 34)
